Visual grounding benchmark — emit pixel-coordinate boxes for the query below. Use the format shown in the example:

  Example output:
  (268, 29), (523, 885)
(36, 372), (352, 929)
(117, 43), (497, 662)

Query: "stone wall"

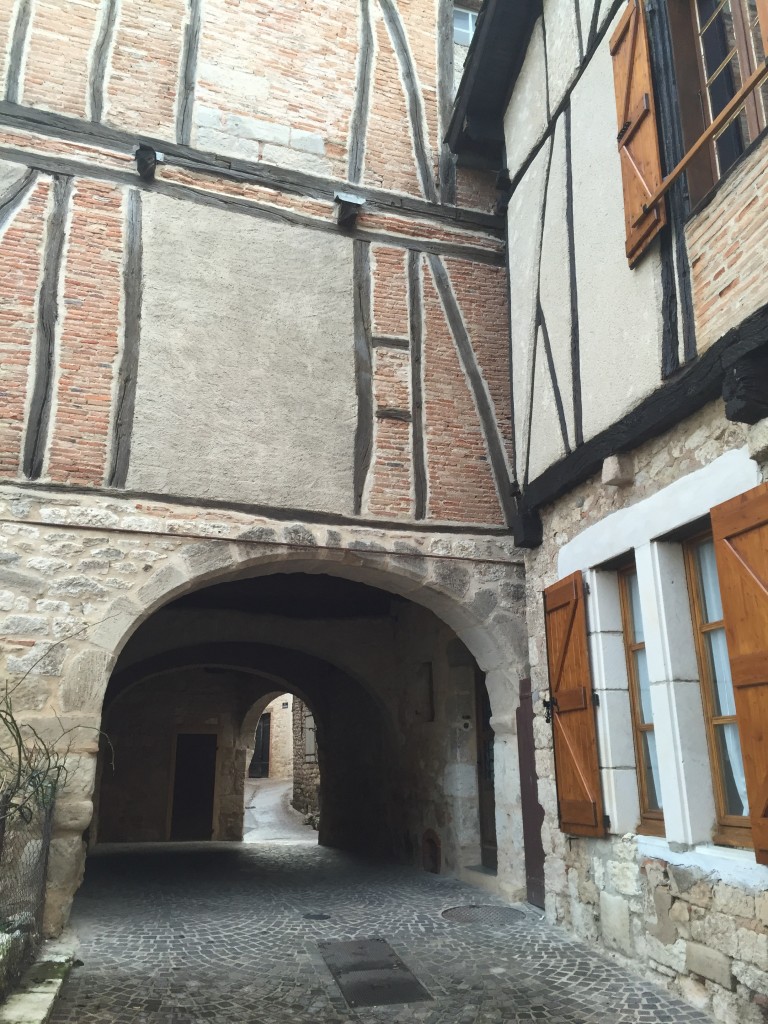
(0, 485), (527, 934)
(525, 402), (768, 1024)
(292, 698), (321, 820)
(97, 670), (248, 843)
(264, 695), (293, 781)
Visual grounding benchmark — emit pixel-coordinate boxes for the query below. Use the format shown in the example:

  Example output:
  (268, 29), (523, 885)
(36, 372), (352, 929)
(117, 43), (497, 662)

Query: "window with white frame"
(453, 7), (478, 47)
(618, 565), (664, 835)
(553, 448), (764, 858)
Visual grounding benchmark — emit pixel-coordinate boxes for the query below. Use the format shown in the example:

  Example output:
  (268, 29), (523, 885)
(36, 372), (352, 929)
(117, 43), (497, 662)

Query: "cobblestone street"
(48, 840), (714, 1024)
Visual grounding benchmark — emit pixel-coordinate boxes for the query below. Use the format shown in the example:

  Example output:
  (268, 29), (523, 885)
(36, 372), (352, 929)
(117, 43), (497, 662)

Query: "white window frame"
(453, 7), (478, 47)
(557, 447), (765, 869)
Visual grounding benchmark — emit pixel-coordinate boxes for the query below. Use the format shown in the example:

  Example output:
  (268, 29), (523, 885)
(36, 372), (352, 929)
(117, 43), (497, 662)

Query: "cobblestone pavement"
(48, 843), (713, 1024)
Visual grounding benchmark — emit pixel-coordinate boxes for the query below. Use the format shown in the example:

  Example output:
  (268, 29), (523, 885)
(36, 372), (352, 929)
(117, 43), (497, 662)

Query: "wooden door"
(475, 670), (498, 870)
(517, 677), (546, 907)
(170, 733), (218, 841)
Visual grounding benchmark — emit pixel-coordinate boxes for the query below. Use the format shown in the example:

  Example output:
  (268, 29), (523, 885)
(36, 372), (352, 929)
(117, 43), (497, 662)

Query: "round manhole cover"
(442, 905), (525, 925)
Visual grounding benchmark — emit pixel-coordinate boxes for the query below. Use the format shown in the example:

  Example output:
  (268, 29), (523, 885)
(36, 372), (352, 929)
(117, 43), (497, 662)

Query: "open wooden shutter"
(609, 0), (667, 267)
(711, 482), (768, 864)
(543, 572), (606, 838)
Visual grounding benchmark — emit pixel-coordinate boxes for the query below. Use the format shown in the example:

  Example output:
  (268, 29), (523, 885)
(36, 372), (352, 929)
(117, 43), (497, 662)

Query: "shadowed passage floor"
(46, 837), (715, 1024)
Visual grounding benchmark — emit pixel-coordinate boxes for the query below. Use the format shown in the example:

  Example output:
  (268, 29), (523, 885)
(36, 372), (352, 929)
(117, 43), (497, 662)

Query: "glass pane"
(453, 9), (472, 45)
(715, 105), (748, 173)
(633, 647), (654, 723)
(643, 731), (663, 811)
(704, 627), (736, 716)
(700, 2), (739, 83)
(697, 0), (725, 28)
(694, 539), (724, 623)
(715, 723), (749, 816)
(626, 571), (645, 643)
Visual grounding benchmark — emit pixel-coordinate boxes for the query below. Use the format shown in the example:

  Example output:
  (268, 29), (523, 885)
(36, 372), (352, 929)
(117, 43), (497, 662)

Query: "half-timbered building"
(450, 0), (768, 1020)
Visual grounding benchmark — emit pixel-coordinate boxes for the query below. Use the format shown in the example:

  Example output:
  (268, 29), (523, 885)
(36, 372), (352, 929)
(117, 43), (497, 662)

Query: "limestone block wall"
(0, 486), (527, 934)
(292, 698), (321, 818)
(263, 694), (293, 781)
(525, 401), (768, 1024)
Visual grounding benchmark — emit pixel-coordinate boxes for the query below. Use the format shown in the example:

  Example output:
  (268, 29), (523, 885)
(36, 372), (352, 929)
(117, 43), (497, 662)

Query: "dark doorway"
(170, 733), (218, 840)
(475, 671), (498, 870)
(516, 677), (545, 908)
(248, 713), (271, 778)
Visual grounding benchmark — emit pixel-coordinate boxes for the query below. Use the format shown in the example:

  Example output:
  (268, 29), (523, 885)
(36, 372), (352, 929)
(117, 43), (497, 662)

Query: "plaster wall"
(524, 401), (768, 1024)
(128, 195), (356, 515)
(504, 2), (665, 485)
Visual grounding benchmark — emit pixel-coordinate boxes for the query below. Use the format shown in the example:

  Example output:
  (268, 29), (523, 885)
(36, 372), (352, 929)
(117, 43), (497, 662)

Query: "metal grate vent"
(441, 904), (525, 925)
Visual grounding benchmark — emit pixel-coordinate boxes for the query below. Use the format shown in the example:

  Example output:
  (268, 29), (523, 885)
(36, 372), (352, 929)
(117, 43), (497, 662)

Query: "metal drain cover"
(442, 904), (525, 925)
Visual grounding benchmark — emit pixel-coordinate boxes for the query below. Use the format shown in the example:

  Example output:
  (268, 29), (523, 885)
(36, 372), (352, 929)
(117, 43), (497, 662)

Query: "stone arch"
(44, 536), (527, 934)
(74, 541), (527, 731)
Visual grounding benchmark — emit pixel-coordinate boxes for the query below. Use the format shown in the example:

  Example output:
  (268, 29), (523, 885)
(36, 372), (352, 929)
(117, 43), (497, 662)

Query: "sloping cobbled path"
(48, 842), (713, 1024)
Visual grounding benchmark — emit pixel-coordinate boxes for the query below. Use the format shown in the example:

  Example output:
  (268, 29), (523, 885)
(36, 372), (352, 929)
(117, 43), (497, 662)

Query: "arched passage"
(37, 536), (527, 934)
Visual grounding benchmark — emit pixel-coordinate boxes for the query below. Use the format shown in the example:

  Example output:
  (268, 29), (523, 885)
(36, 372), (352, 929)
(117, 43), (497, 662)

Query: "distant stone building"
(249, 694), (294, 781)
(292, 698), (321, 823)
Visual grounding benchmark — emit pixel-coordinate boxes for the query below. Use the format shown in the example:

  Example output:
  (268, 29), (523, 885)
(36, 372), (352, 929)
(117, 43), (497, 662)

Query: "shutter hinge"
(583, 579), (591, 596)
(592, 691), (600, 707)
(603, 814), (611, 831)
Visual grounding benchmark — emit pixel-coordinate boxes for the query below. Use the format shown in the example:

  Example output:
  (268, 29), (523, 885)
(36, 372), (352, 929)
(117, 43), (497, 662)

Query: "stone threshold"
(0, 936), (77, 1024)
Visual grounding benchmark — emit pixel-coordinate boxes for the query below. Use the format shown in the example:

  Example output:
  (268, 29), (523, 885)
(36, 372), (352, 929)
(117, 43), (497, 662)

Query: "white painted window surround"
(557, 448), (767, 874)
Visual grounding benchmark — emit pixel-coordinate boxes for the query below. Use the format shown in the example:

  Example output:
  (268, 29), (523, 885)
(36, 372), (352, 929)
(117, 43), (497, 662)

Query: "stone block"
(290, 128), (325, 155)
(756, 892), (768, 929)
(737, 928), (768, 971)
(600, 890), (633, 956)
(733, 959), (768, 997)
(711, 986), (764, 1024)
(747, 417), (768, 461)
(712, 883), (755, 920)
(645, 934), (687, 972)
(686, 941), (734, 989)
(602, 454), (635, 487)
(59, 649), (112, 713)
(138, 564), (189, 609)
(53, 800), (93, 833)
(678, 975), (712, 1012)
(607, 857), (642, 897)
(691, 910), (738, 957)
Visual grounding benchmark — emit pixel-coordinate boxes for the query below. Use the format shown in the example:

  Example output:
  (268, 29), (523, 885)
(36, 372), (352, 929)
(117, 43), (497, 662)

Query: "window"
(619, 567), (665, 835)
(688, 0), (768, 184)
(453, 7), (478, 47)
(610, 0), (768, 263)
(684, 534), (750, 845)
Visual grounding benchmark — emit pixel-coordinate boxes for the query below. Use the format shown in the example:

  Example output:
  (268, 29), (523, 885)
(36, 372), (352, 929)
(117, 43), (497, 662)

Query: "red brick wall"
(445, 258), (513, 469)
(104, 0), (187, 138)
(686, 140), (768, 352)
(368, 348), (414, 517)
(422, 259), (504, 525)
(371, 245), (409, 338)
(365, 13), (423, 196)
(0, 177), (50, 479)
(47, 181), (124, 486)
(22, 0), (99, 118)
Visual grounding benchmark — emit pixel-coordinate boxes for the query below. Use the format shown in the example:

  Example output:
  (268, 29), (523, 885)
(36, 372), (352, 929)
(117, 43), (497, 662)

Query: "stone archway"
(0, 514), (526, 934)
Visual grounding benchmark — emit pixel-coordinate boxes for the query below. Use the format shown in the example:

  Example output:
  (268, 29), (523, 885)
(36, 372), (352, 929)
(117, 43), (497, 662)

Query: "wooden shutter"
(609, 0), (667, 267)
(711, 482), (768, 864)
(543, 572), (606, 838)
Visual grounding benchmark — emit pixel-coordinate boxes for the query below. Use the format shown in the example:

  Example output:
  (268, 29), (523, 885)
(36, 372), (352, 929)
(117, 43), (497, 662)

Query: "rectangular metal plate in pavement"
(317, 937), (433, 1008)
